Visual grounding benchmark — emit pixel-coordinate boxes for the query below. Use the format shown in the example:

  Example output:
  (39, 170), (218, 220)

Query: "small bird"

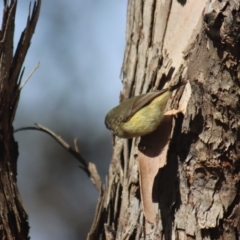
(105, 83), (185, 138)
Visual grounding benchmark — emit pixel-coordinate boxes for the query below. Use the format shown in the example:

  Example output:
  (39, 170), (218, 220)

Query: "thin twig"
(19, 62), (40, 90)
(74, 138), (80, 153)
(14, 124), (103, 193)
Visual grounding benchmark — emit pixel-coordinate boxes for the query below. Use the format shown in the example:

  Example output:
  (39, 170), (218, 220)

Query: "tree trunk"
(88, 0), (240, 239)
(0, 1), (40, 239)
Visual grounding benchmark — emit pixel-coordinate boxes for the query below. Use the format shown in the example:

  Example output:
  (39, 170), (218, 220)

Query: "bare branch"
(15, 124), (103, 193)
(20, 62), (40, 90)
(74, 138), (80, 153)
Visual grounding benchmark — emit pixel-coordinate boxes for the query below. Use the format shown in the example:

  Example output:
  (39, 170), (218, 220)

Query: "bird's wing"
(123, 89), (168, 122)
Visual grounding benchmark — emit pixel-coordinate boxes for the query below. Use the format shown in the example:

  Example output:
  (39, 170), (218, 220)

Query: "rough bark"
(0, 1), (41, 239)
(89, 0), (240, 239)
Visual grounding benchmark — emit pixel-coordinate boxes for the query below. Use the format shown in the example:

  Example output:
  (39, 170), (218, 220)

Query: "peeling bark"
(89, 0), (240, 239)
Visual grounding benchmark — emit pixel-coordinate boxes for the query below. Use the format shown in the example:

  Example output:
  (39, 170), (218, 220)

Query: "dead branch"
(20, 62), (40, 90)
(15, 123), (103, 193)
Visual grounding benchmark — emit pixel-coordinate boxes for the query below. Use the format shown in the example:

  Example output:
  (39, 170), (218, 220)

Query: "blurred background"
(8, 0), (126, 239)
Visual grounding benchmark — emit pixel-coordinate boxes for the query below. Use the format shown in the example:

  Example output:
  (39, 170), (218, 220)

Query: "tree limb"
(15, 123), (103, 193)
